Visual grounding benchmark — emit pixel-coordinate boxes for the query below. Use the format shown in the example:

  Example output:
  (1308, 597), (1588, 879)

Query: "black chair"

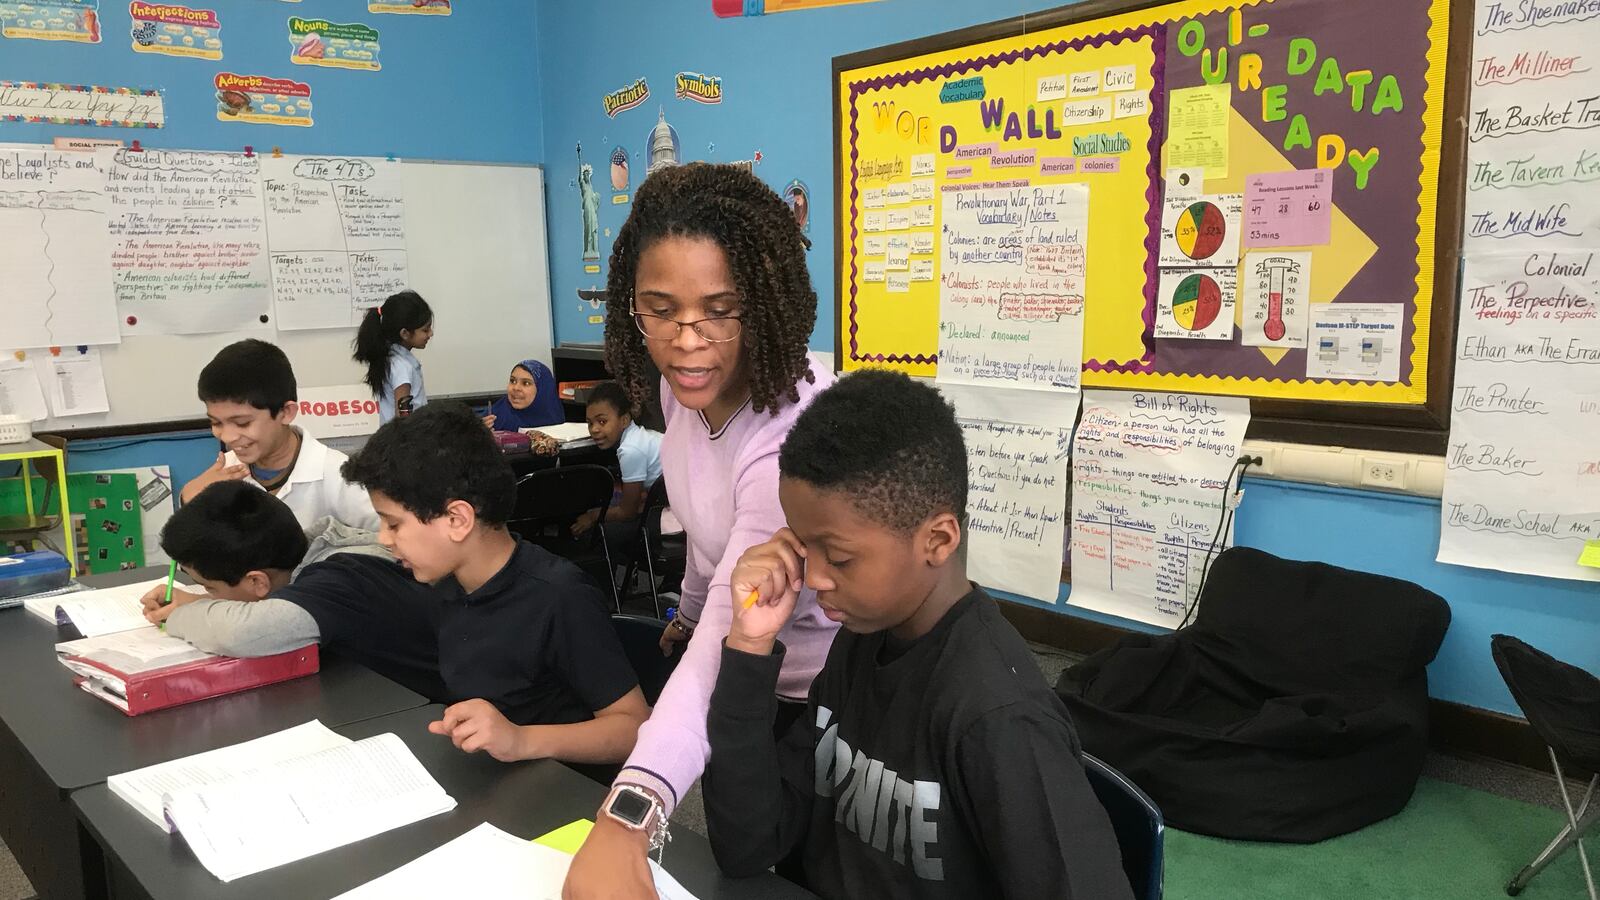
(619, 479), (685, 618)
(1492, 634), (1600, 899)
(611, 614), (682, 705)
(508, 465), (619, 611)
(1083, 752), (1164, 900)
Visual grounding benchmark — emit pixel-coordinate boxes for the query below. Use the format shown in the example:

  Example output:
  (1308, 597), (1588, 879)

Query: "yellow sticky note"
(533, 819), (594, 854)
(1167, 83), (1231, 178)
(1579, 540), (1600, 569)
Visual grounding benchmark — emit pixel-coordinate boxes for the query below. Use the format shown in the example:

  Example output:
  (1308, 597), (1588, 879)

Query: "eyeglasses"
(631, 310), (743, 343)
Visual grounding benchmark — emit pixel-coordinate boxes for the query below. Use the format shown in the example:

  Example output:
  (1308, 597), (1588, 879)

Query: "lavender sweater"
(617, 358), (840, 814)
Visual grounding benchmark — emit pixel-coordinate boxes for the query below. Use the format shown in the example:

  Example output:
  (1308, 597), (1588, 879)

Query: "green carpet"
(1166, 778), (1592, 899)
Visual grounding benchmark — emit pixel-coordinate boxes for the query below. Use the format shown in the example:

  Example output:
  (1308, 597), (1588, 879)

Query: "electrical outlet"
(1250, 444), (1280, 476)
(1361, 457), (1408, 490)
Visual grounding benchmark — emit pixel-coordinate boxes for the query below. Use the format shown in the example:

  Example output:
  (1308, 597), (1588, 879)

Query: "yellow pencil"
(741, 589), (760, 610)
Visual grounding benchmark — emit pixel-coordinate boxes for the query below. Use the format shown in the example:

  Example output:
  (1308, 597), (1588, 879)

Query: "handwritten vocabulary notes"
(936, 181), (1089, 396)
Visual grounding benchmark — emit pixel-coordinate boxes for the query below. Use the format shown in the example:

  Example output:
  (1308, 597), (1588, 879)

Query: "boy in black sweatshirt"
(703, 370), (1133, 900)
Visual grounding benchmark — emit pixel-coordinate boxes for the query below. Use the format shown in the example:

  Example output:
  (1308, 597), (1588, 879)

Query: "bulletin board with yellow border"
(834, 0), (1461, 424)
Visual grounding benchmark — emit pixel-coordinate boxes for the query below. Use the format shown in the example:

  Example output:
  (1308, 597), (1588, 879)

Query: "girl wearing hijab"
(483, 359), (565, 432)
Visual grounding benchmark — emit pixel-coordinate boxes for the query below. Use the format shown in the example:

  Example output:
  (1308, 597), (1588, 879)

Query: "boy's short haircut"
(341, 402), (516, 525)
(162, 481), (309, 584)
(778, 369), (968, 533)
(586, 381), (632, 418)
(198, 339), (298, 412)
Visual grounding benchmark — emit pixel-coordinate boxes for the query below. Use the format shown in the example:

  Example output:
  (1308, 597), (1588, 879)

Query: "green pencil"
(163, 559), (176, 606)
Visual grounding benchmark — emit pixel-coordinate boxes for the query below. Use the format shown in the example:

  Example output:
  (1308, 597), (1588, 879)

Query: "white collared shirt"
(224, 428), (378, 532)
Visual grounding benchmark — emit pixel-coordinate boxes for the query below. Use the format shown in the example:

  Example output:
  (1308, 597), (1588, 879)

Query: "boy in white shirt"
(180, 339), (378, 532)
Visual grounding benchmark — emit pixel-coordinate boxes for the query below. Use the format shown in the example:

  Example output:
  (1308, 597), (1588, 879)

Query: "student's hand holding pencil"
(726, 527), (806, 656)
(139, 583), (208, 624)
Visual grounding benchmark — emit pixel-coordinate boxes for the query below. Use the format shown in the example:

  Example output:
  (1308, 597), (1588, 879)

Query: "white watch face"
(610, 788), (654, 827)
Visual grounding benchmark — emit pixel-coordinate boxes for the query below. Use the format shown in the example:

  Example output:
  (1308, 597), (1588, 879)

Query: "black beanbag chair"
(1057, 547), (1450, 842)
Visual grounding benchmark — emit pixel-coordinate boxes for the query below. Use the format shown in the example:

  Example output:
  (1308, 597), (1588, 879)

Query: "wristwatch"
(603, 784), (671, 861)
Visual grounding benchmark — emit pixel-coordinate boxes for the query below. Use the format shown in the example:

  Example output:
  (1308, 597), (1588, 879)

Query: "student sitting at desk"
(150, 403), (650, 767)
(147, 480), (446, 702)
(483, 358), (565, 432)
(704, 371), (1133, 900)
(572, 381), (662, 548)
(181, 339), (379, 533)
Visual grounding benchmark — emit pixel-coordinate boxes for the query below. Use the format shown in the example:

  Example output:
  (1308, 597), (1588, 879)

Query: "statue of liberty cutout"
(578, 143), (601, 262)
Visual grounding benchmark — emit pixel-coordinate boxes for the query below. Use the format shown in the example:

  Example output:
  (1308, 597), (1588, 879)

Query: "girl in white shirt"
(353, 290), (434, 423)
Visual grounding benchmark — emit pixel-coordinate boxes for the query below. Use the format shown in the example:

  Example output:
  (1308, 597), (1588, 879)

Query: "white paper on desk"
(525, 421), (594, 445)
(108, 720), (352, 832)
(51, 578), (166, 637)
(165, 731), (456, 882)
(333, 822), (702, 900)
(0, 356), (49, 422)
(39, 348), (111, 417)
(57, 626), (213, 688)
(1068, 390), (1251, 627)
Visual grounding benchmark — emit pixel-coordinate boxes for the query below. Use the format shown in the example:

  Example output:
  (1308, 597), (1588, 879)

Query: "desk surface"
(74, 705), (817, 900)
(0, 567), (428, 792)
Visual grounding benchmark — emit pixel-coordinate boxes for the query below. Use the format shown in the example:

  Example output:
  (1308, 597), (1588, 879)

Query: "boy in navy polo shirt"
(154, 403), (648, 766)
(341, 402), (648, 764)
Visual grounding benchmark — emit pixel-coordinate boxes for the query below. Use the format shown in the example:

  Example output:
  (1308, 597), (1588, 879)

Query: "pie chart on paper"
(1171, 273), (1222, 331)
(1173, 200), (1228, 262)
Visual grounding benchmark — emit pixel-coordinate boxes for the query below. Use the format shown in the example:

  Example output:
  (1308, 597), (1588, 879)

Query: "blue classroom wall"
(537, 0), (1600, 719)
(1, 1), (544, 160)
(5, 6), (548, 559)
(535, 0), (1060, 350)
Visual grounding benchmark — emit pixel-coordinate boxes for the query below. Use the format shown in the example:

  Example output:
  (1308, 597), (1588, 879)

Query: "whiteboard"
(16, 156), (551, 433)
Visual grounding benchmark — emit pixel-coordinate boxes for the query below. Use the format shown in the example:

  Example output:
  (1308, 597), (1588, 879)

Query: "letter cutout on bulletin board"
(1069, 390), (1251, 626)
(836, 0), (1450, 405)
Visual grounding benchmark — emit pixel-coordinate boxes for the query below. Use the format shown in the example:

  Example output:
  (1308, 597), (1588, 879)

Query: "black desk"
(75, 705), (816, 900)
(506, 441), (618, 478)
(0, 568), (430, 900)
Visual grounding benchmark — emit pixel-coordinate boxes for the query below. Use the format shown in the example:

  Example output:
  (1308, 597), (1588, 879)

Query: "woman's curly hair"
(603, 162), (816, 415)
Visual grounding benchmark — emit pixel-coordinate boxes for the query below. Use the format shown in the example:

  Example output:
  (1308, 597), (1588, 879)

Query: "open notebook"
(110, 721), (353, 832)
(334, 822), (699, 900)
(119, 721), (456, 882)
(27, 577), (166, 636)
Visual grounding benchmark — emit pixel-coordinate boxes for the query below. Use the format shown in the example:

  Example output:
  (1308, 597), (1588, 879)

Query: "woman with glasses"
(564, 162), (839, 897)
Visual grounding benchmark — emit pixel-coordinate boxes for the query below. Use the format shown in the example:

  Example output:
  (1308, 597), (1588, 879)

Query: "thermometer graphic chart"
(1242, 251), (1310, 348)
